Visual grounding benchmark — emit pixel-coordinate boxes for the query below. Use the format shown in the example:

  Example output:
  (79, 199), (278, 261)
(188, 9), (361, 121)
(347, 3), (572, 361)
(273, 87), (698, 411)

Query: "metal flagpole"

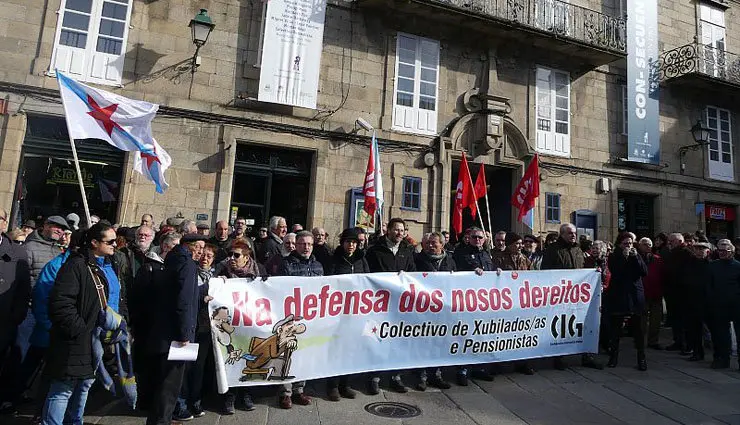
(68, 137), (92, 227)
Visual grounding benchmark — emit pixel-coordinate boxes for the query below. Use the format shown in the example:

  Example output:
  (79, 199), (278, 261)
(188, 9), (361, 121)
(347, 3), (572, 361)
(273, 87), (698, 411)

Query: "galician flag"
(362, 131), (384, 221)
(57, 71), (171, 193)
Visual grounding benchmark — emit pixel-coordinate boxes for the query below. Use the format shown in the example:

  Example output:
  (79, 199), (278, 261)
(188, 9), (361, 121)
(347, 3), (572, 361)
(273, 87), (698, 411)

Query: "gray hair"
(295, 230), (313, 241)
(592, 240), (608, 259)
(161, 232), (182, 247)
(559, 223), (576, 236)
(717, 239), (735, 252)
(427, 231), (444, 243)
(269, 216), (286, 230)
(179, 219), (196, 234)
(668, 232), (684, 243)
(283, 233), (297, 243)
(638, 237), (653, 248)
(137, 225), (154, 236)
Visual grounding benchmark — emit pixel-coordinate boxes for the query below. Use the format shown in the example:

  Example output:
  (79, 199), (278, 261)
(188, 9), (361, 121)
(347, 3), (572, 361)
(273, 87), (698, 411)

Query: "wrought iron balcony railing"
(658, 43), (740, 86)
(420, 0), (626, 52)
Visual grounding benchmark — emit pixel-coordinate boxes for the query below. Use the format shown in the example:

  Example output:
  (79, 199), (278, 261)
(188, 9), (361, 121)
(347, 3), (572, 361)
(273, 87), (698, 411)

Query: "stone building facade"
(0, 0), (738, 243)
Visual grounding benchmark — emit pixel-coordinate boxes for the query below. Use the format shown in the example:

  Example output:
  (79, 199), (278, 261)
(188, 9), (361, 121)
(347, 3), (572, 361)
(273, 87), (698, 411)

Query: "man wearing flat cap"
(25, 216), (68, 287)
(708, 239), (740, 369)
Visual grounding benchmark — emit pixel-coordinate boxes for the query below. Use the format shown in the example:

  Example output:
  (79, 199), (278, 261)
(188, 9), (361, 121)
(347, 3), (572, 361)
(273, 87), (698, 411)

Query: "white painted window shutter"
(392, 33), (439, 136)
(535, 66), (570, 157)
(707, 106), (734, 182)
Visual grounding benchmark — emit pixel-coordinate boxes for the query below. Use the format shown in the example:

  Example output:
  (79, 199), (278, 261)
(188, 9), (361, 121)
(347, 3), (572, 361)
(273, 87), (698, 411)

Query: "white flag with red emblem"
(57, 71), (171, 193)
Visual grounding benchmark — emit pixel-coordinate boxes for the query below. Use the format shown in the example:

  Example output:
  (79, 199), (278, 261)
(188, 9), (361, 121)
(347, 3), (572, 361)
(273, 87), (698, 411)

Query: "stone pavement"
(7, 341), (740, 425)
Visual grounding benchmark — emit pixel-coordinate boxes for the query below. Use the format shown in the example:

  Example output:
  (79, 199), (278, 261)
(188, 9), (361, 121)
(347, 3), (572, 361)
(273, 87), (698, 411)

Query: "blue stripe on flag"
(56, 71), (155, 156)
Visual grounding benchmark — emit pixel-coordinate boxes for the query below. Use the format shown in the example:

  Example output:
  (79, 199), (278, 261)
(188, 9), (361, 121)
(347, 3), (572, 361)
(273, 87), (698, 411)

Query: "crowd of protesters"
(1, 207), (739, 425)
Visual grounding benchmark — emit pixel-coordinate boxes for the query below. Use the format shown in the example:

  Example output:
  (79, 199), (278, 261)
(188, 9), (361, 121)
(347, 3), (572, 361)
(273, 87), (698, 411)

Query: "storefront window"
(705, 204), (736, 242)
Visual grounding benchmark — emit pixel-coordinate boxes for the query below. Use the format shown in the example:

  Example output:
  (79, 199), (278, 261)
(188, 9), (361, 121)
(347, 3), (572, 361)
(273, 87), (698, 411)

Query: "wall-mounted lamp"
(189, 9), (215, 73)
(679, 120), (711, 174)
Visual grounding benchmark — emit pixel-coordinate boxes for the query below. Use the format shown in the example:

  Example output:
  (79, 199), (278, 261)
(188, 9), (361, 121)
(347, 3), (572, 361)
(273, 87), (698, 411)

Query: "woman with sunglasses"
(213, 238), (265, 414)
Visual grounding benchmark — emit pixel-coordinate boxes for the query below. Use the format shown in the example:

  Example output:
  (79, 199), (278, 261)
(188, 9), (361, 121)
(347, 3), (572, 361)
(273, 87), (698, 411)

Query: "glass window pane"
(707, 107), (717, 118)
(555, 122), (568, 134)
(60, 30), (87, 48)
(403, 178), (411, 193)
(396, 92), (413, 107)
(96, 37), (122, 55)
(719, 109), (729, 120)
(420, 68), (436, 82)
(398, 64), (414, 79)
(722, 142), (731, 153)
(99, 19), (125, 38)
(102, 2), (128, 20)
(413, 179), (420, 193)
(62, 12), (90, 31)
(399, 36), (416, 52)
(398, 77), (414, 93)
(420, 82), (436, 96)
(555, 109), (568, 122)
(723, 153), (731, 163)
(710, 151), (719, 161)
(710, 139), (719, 150)
(67, 0), (93, 13)
(399, 48), (415, 65)
(412, 195), (420, 209)
(419, 96), (435, 111)
(721, 120), (730, 131)
(421, 53), (437, 68)
(403, 194), (412, 208)
(537, 118), (551, 131)
(708, 118), (717, 129)
(555, 96), (568, 109)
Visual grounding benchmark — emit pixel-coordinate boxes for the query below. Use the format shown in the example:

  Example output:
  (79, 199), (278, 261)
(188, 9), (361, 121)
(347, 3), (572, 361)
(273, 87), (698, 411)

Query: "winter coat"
(708, 257), (740, 309)
(313, 244), (333, 274)
(45, 249), (123, 380)
(145, 244), (199, 353)
(526, 251), (544, 271)
(414, 252), (457, 272)
(640, 253), (664, 300)
(585, 255), (611, 290)
(663, 246), (694, 295)
(114, 244), (150, 298)
(605, 249), (647, 315)
(365, 237), (417, 273)
(541, 238), (585, 270)
(209, 236), (232, 265)
(0, 234), (31, 350)
(279, 251), (324, 277)
(492, 250), (532, 271)
(30, 251), (70, 348)
(681, 256), (711, 315)
(24, 230), (64, 286)
(331, 246), (370, 275)
(128, 253), (165, 341)
(258, 232), (283, 264)
(453, 245), (495, 271)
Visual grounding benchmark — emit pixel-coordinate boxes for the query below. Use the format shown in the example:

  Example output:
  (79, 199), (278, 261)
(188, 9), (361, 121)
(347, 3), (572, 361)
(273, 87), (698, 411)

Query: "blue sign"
(627, 0), (660, 164)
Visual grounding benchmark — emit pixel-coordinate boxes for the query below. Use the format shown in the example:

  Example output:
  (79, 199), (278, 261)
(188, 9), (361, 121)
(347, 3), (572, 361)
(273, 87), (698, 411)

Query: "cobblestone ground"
(6, 335), (740, 425)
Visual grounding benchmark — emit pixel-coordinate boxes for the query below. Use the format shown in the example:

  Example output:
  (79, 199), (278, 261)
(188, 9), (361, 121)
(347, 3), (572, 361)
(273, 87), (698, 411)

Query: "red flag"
(362, 141), (377, 219)
(511, 154), (540, 222)
(474, 163), (487, 200)
(452, 155), (477, 235)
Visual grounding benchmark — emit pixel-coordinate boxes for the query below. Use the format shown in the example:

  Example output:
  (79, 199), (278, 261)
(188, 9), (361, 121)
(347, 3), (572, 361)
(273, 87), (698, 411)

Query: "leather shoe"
(428, 376), (452, 389)
(339, 386), (357, 399)
(292, 393), (311, 406)
(390, 379), (408, 393)
(327, 387), (340, 401)
(367, 380), (380, 395)
(582, 356), (604, 370)
(279, 395), (292, 409)
(416, 380), (427, 392)
(456, 372), (469, 386)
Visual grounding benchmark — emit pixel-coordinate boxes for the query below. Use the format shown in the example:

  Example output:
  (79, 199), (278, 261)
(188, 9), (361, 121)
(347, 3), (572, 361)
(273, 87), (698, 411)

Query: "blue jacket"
(30, 251), (70, 348)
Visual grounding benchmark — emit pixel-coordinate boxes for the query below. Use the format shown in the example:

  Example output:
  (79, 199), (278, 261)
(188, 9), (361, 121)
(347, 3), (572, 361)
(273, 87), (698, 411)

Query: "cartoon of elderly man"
(245, 314), (306, 379)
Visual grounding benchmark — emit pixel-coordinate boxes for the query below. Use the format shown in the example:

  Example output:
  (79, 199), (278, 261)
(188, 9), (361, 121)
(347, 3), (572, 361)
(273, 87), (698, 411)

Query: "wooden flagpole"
(68, 137), (92, 227)
(484, 188), (494, 234)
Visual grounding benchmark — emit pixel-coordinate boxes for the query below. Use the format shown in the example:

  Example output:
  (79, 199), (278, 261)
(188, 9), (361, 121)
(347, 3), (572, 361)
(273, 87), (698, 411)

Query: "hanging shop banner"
(627, 0), (660, 164)
(208, 269), (601, 392)
(258, 0), (327, 109)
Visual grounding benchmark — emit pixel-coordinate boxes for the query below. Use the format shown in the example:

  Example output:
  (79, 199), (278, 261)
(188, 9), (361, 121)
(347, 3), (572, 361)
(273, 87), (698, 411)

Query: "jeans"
(41, 378), (95, 425)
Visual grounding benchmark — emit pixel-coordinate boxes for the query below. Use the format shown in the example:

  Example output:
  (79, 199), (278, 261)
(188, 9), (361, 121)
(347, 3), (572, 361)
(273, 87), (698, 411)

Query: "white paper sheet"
(167, 342), (199, 361)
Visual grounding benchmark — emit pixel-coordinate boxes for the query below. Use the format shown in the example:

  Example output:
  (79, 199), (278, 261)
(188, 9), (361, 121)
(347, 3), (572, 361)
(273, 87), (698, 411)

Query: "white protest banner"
(258, 0), (327, 109)
(208, 270), (601, 392)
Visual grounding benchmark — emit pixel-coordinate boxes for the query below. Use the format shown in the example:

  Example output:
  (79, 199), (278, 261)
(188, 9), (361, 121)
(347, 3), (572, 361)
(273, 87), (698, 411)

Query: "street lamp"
(679, 119), (712, 174)
(690, 120), (711, 145)
(188, 9), (215, 71)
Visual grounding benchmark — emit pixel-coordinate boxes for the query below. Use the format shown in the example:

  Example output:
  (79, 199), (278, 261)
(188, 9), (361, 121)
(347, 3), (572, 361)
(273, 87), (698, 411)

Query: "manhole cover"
(364, 402), (421, 418)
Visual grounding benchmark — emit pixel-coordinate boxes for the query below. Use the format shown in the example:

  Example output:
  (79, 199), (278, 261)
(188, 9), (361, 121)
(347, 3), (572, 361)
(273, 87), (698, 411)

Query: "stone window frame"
(48, 0), (133, 86)
(545, 192), (562, 224)
(400, 176), (422, 211)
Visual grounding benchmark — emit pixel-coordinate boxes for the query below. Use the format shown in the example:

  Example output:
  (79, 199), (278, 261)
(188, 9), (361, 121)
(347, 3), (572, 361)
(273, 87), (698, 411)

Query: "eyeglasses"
(0, 216), (6, 222)
(230, 252), (243, 259)
(100, 239), (117, 246)
(471, 235), (485, 240)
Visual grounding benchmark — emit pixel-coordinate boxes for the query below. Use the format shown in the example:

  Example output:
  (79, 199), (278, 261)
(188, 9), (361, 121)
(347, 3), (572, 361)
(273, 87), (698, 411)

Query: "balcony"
(658, 43), (740, 91)
(355, 0), (626, 66)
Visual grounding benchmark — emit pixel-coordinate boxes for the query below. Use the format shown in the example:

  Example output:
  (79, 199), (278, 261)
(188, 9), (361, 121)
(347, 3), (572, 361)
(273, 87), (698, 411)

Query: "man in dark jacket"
(708, 239), (740, 369)
(115, 225), (155, 299)
(365, 218), (416, 273)
(259, 216), (287, 264)
(311, 227), (333, 272)
(277, 231), (320, 409)
(412, 231), (454, 390)
(453, 227), (494, 273)
(145, 234), (201, 425)
(541, 223), (603, 371)
(41, 223), (122, 425)
(663, 233), (694, 353)
(0, 208), (31, 372)
(364, 218), (415, 393)
(209, 220), (232, 264)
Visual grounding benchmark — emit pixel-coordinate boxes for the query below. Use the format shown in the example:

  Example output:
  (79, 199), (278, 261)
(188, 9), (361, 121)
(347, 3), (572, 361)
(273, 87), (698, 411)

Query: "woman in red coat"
(637, 237), (664, 350)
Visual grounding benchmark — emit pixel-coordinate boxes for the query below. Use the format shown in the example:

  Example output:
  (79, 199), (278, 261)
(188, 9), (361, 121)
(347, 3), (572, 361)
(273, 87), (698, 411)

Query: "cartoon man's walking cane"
(282, 347), (294, 378)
